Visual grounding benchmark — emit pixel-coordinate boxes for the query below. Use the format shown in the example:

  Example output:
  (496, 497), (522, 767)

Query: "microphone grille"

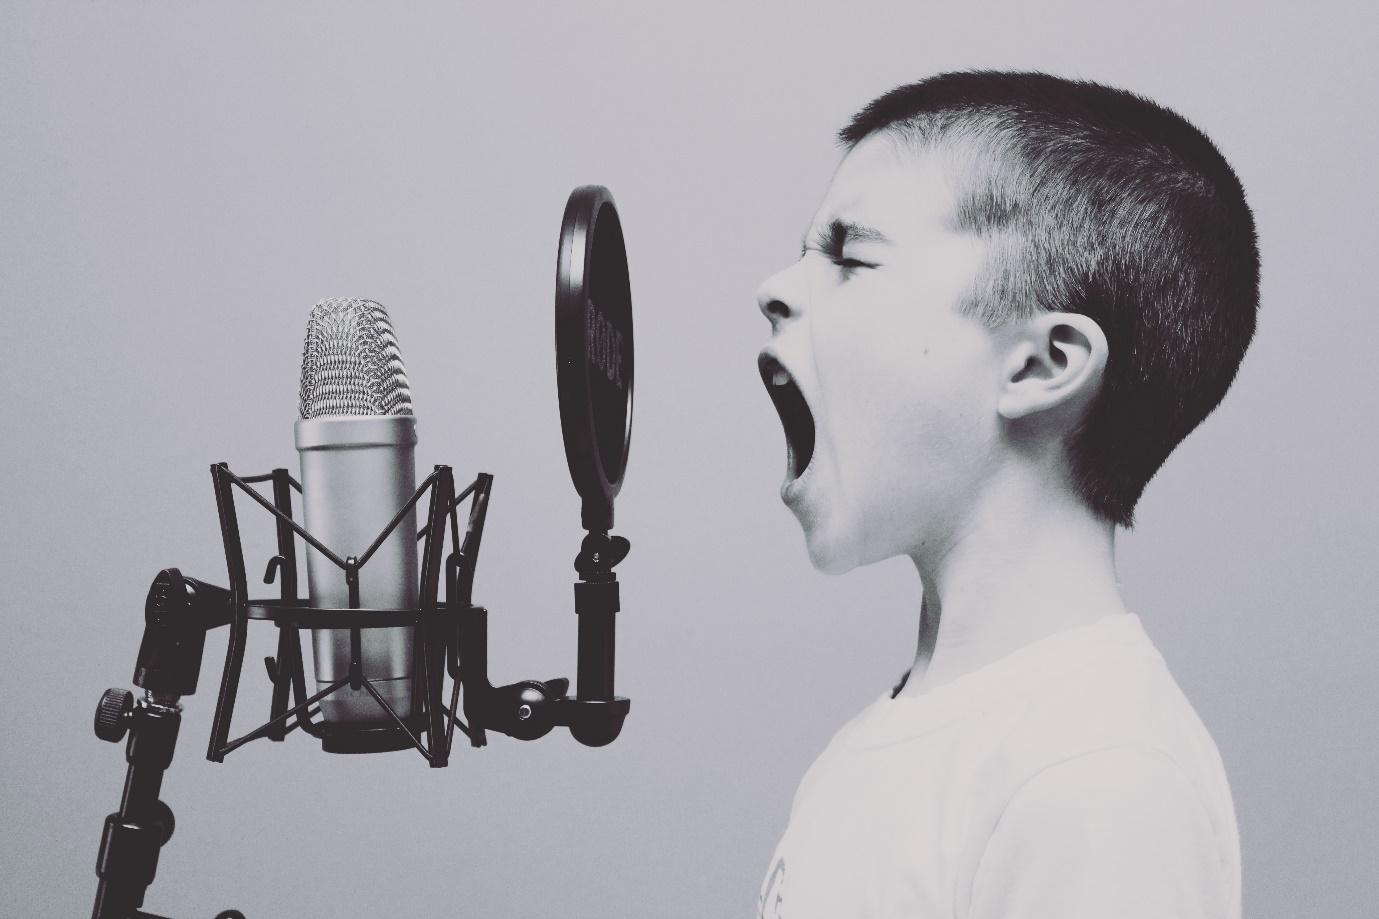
(298, 298), (414, 419)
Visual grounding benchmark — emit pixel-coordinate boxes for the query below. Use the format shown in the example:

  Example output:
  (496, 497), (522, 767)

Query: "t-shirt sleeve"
(967, 746), (1230, 919)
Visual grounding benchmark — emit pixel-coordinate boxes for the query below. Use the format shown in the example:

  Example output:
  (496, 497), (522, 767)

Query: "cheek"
(811, 307), (905, 423)
(821, 315), (990, 447)
(835, 325), (997, 510)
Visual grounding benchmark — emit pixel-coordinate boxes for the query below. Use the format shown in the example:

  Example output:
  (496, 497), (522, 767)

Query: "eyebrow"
(801, 219), (891, 257)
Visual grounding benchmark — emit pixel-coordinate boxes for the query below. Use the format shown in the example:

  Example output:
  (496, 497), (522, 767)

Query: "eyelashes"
(800, 219), (886, 274)
(799, 244), (876, 273)
(830, 257), (874, 271)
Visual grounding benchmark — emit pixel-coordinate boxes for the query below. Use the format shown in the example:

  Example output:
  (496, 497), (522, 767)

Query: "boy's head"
(758, 71), (1258, 573)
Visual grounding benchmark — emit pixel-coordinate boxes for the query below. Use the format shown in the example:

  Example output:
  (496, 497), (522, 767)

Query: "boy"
(756, 71), (1256, 918)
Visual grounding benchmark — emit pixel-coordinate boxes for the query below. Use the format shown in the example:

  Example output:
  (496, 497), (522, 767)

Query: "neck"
(896, 473), (1125, 698)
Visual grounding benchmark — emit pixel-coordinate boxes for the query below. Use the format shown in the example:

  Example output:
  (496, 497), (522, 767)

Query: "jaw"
(804, 519), (862, 575)
(791, 478), (869, 575)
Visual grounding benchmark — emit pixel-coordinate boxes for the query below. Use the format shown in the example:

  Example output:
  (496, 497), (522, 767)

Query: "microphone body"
(294, 297), (419, 726)
(296, 415), (418, 724)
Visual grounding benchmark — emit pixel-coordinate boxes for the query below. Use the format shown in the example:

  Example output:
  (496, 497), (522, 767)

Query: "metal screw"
(517, 704), (533, 721)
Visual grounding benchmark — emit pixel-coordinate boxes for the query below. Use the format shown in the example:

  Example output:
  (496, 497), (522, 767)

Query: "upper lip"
(759, 348), (817, 482)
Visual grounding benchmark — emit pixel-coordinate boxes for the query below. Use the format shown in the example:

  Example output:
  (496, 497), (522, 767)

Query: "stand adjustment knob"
(94, 688), (134, 743)
(150, 798), (176, 845)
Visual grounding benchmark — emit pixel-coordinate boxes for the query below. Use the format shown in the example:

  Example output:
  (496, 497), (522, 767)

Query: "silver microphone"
(295, 298), (418, 725)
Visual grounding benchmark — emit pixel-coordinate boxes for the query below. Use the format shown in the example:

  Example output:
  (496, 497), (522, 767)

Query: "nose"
(757, 260), (806, 329)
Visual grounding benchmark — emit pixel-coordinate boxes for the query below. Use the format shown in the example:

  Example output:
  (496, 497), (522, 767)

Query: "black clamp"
(574, 531), (631, 582)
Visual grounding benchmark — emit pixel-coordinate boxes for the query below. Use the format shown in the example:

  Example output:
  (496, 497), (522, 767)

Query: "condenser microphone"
(295, 298), (419, 726)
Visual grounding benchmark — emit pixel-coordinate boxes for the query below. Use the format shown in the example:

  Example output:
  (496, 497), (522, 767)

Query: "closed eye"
(831, 256), (875, 271)
(798, 245), (876, 272)
(801, 218), (889, 274)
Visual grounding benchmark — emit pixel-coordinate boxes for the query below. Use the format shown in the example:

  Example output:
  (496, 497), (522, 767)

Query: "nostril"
(761, 299), (791, 321)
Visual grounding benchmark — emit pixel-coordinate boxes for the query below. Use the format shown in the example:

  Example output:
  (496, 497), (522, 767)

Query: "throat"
(896, 511), (1124, 699)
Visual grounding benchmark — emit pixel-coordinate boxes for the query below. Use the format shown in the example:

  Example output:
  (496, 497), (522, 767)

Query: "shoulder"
(993, 746), (1214, 845)
(991, 615), (1228, 786)
(957, 618), (1241, 916)
(786, 692), (889, 815)
(967, 746), (1235, 919)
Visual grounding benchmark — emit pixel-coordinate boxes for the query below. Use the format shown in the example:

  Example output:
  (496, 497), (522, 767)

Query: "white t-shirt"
(758, 613), (1239, 919)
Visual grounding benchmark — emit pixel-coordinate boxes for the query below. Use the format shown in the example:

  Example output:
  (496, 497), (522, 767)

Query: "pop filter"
(555, 185), (634, 533)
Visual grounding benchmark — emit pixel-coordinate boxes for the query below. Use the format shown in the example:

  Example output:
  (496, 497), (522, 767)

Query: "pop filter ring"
(555, 185), (634, 533)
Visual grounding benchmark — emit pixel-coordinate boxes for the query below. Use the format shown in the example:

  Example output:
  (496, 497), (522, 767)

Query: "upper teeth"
(772, 369), (790, 386)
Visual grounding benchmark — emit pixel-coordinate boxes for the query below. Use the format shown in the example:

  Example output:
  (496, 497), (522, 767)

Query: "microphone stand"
(90, 571), (240, 919)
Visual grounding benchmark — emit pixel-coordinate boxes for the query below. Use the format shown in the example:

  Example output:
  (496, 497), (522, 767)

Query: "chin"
(801, 524), (864, 575)
(802, 508), (916, 574)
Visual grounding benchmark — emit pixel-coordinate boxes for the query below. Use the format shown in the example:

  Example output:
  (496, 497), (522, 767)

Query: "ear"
(996, 312), (1108, 423)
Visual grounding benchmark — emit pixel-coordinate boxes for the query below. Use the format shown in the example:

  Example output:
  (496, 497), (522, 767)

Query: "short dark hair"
(841, 71), (1259, 527)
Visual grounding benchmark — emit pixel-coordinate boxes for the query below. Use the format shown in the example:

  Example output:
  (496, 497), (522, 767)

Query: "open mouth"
(759, 352), (816, 481)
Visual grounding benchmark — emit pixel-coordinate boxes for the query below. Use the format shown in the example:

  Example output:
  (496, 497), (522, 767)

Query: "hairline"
(844, 119), (1041, 329)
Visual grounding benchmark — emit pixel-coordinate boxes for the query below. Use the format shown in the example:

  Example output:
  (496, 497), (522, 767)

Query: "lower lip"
(781, 457), (816, 505)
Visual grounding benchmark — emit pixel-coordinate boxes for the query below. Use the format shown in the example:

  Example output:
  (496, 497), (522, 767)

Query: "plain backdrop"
(2, 2), (1375, 917)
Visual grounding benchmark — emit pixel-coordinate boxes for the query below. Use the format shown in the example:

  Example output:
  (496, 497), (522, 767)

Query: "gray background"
(2, 2), (1375, 917)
